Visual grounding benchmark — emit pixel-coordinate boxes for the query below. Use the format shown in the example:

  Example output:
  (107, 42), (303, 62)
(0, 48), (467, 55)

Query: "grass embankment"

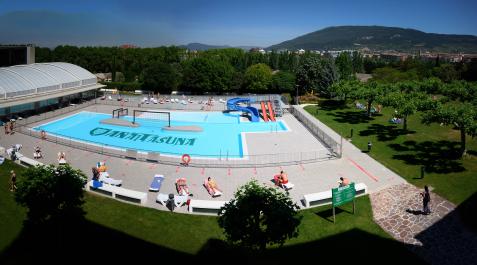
(0, 160), (421, 264)
(304, 101), (477, 206)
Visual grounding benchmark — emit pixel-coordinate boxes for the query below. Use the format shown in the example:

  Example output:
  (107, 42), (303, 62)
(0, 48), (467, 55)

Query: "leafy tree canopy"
(244, 63), (273, 92)
(218, 180), (302, 251)
(296, 56), (339, 96)
(15, 165), (87, 225)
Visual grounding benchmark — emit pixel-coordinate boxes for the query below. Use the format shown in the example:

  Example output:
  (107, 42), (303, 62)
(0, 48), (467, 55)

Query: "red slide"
(260, 101), (269, 122)
(267, 101), (276, 121)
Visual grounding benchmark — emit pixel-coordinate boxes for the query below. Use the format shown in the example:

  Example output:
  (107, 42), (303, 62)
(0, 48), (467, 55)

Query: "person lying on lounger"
(176, 178), (191, 196)
(207, 177), (222, 196)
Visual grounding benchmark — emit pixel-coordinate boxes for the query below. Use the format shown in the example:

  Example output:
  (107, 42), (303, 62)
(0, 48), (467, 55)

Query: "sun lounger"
(281, 182), (295, 190)
(99, 174), (122, 186)
(149, 174), (165, 192)
(156, 193), (169, 206)
(204, 179), (222, 197)
(174, 195), (188, 207)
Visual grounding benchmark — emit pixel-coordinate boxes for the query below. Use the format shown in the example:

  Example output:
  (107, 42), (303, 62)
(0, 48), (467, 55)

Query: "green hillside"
(268, 26), (477, 53)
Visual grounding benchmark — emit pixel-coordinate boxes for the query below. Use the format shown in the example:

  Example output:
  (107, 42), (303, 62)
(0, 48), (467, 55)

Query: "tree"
(296, 56), (339, 96)
(244, 63), (273, 92)
(335, 52), (353, 80)
(271, 71), (295, 93)
(218, 180), (301, 251)
(142, 62), (181, 93)
(422, 102), (477, 156)
(432, 63), (461, 83)
(352, 81), (388, 117)
(330, 79), (361, 102)
(15, 165), (87, 225)
(352, 51), (364, 73)
(382, 90), (431, 130)
(182, 57), (235, 93)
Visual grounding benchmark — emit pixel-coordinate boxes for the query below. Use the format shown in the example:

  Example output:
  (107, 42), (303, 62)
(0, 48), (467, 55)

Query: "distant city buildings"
(120, 44), (138, 49)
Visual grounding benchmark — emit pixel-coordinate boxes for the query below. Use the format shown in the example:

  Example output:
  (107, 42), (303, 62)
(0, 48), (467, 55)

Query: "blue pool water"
(34, 111), (288, 158)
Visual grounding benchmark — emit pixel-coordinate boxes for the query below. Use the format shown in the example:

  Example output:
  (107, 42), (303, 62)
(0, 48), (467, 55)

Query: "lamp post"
(295, 84), (299, 105)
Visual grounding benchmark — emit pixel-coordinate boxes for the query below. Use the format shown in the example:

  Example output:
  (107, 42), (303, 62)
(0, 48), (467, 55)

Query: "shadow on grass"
(0, 216), (194, 264)
(388, 140), (465, 174)
(327, 110), (377, 124)
(0, 218), (424, 265)
(315, 207), (353, 223)
(317, 99), (350, 111)
(359, 124), (415, 141)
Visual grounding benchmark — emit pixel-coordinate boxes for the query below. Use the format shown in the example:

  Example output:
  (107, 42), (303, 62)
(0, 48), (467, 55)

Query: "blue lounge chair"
(92, 180), (103, 189)
(149, 174), (165, 192)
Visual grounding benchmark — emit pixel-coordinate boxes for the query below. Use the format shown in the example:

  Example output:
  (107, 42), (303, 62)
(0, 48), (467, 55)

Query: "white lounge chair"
(174, 195), (188, 207)
(156, 193), (169, 206)
(99, 174), (122, 186)
(281, 182), (295, 191)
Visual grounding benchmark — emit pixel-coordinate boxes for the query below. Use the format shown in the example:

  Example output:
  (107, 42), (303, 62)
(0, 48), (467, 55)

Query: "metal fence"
(289, 105), (342, 158)
(13, 97), (339, 168)
(97, 94), (284, 111)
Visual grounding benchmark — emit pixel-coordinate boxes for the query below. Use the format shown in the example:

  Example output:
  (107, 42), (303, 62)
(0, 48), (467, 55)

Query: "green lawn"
(0, 160), (422, 264)
(304, 101), (477, 206)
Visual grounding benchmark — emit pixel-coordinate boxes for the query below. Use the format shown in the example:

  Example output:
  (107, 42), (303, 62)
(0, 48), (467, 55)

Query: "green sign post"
(331, 182), (356, 223)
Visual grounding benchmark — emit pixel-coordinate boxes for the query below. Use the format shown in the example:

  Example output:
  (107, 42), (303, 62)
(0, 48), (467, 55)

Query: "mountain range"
(267, 26), (477, 53)
(179, 43), (258, 51)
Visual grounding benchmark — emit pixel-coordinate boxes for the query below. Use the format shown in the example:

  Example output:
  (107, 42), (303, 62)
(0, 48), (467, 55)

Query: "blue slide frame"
(226, 98), (260, 122)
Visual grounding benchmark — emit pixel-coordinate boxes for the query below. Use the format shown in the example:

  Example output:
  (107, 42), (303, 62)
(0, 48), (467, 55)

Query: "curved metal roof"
(0, 62), (97, 99)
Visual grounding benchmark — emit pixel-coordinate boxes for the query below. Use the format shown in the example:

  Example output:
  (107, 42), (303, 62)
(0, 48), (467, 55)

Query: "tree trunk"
(367, 101), (372, 117)
(403, 115), (408, 131)
(461, 128), (467, 156)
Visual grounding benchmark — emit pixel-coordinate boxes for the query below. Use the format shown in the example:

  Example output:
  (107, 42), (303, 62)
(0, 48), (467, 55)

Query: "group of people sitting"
(389, 117), (403, 124)
(174, 176), (223, 197)
(355, 102), (382, 114)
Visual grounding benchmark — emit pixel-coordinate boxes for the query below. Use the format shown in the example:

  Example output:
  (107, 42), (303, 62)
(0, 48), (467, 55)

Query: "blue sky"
(0, 0), (476, 47)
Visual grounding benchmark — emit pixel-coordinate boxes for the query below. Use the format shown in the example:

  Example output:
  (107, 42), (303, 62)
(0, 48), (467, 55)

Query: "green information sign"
(332, 182), (356, 207)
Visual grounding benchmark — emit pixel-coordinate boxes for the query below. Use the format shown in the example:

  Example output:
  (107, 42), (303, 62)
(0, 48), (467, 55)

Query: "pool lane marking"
(253, 167), (257, 175)
(347, 157), (379, 182)
(227, 168), (231, 176)
(176, 166), (180, 173)
(201, 168), (205, 175)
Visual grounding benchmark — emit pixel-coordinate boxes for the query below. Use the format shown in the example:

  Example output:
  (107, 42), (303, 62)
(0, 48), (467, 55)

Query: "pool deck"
(0, 104), (406, 214)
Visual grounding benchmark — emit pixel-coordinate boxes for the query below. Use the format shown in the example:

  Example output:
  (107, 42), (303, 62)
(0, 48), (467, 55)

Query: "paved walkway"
(370, 182), (477, 264)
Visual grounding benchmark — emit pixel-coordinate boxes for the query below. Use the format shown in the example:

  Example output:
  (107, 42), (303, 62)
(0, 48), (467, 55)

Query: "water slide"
(226, 98), (260, 122)
(260, 101), (269, 122)
(267, 101), (276, 121)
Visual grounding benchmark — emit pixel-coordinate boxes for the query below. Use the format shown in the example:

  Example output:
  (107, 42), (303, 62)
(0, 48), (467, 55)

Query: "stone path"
(370, 183), (477, 265)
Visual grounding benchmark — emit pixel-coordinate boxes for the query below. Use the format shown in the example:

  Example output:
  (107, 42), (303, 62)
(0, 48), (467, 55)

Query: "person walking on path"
(367, 141), (372, 152)
(420, 186), (431, 215)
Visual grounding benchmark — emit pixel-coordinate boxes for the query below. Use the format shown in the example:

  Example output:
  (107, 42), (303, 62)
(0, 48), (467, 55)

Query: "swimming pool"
(34, 111), (288, 158)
